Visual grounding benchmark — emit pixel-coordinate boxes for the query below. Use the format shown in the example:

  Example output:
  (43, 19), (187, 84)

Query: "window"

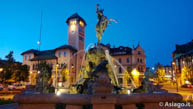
(118, 78), (123, 84)
(79, 36), (84, 41)
(119, 58), (122, 63)
(64, 52), (67, 56)
(70, 20), (76, 25)
(58, 52), (61, 57)
(79, 21), (84, 27)
(29, 55), (31, 60)
(119, 67), (122, 73)
(137, 58), (140, 63)
(25, 56), (27, 60)
(138, 51), (141, 55)
(140, 59), (143, 63)
(127, 58), (130, 63)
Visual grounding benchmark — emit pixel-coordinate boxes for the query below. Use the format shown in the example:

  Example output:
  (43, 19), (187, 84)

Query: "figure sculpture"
(96, 4), (117, 44)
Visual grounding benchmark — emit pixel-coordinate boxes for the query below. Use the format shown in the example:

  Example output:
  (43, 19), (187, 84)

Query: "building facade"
(101, 44), (146, 87)
(172, 40), (193, 85)
(163, 65), (173, 80)
(22, 13), (86, 88)
(22, 13), (146, 88)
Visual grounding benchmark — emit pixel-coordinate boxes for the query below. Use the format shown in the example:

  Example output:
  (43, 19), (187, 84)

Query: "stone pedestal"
(91, 94), (116, 109)
(16, 104), (55, 109)
(66, 105), (82, 109)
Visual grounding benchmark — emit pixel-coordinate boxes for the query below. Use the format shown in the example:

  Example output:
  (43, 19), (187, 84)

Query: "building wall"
(111, 46), (146, 87)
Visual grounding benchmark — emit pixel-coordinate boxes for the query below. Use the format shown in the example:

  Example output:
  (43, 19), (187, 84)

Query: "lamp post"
(55, 64), (59, 90)
(172, 61), (179, 92)
(30, 71), (33, 85)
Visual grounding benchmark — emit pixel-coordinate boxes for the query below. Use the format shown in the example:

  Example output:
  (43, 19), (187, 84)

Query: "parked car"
(181, 84), (193, 88)
(14, 83), (26, 90)
(0, 84), (4, 90)
(8, 85), (16, 90)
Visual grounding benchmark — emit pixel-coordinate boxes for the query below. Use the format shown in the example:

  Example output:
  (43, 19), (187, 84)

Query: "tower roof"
(66, 13), (86, 26)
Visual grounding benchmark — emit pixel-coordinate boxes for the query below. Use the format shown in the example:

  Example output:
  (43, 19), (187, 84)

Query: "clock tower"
(66, 13), (86, 78)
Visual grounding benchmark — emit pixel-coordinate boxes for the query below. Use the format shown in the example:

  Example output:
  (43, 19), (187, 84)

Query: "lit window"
(58, 52), (61, 57)
(64, 52), (67, 56)
(70, 24), (76, 31)
(70, 20), (76, 25)
(79, 21), (84, 27)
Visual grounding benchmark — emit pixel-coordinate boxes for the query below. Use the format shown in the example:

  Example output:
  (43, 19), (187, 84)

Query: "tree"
(12, 64), (29, 82)
(60, 64), (69, 82)
(155, 63), (165, 83)
(35, 62), (54, 93)
(181, 57), (193, 84)
(5, 51), (15, 63)
(0, 51), (16, 83)
(123, 66), (133, 85)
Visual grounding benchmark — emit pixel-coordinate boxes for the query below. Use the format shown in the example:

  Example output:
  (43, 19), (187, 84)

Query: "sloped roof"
(21, 49), (39, 55)
(174, 40), (193, 54)
(66, 13), (87, 26)
(30, 49), (56, 61)
(55, 45), (77, 52)
(110, 46), (132, 56)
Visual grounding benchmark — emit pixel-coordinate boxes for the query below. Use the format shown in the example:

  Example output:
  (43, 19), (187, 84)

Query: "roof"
(110, 46), (132, 56)
(55, 45), (77, 52)
(22, 45), (77, 61)
(66, 13), (87, 26)
(173, 40), (193, 54)
(21, 49), (39, 55)
(30, 50), (57, 61)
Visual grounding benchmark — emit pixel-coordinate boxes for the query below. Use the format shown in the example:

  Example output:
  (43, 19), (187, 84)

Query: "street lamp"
(0, 68), (3, 72)
(55, 64), (59, 90)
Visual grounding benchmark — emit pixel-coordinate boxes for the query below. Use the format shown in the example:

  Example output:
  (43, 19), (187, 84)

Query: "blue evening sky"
(0, 0), (193, 67)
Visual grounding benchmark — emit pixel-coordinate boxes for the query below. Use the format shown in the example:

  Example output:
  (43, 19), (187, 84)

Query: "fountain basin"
(14, 93), (182, 109)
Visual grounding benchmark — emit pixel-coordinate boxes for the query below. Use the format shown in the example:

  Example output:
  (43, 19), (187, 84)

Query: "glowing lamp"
(56, 91), (61, 96)
(70, 24), (76, 31)
(131, 69), (139, 76)
(0, 68), (3, 72)
(185, 80), (189, 84)
(58, 82), (62, 87)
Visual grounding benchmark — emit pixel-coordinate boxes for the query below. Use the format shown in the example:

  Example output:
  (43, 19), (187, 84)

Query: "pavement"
(0, 103), (18, 109)
(161, 83), (193, 101)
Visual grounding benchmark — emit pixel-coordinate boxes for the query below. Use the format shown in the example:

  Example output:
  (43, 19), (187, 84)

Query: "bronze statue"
(96, 4), (117, 45)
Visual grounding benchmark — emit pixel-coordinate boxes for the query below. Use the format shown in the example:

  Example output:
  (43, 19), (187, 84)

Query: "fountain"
(14, 4), (182, 109)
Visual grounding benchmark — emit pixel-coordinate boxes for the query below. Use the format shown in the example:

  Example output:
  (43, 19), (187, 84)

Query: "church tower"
(66, 13), (86, 79)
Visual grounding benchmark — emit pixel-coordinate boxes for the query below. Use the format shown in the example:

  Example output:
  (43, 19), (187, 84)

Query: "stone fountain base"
(14, 92), (182, 109)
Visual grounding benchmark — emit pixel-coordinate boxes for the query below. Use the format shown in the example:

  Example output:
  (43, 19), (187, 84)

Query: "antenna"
(37, 10), (43, 51)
